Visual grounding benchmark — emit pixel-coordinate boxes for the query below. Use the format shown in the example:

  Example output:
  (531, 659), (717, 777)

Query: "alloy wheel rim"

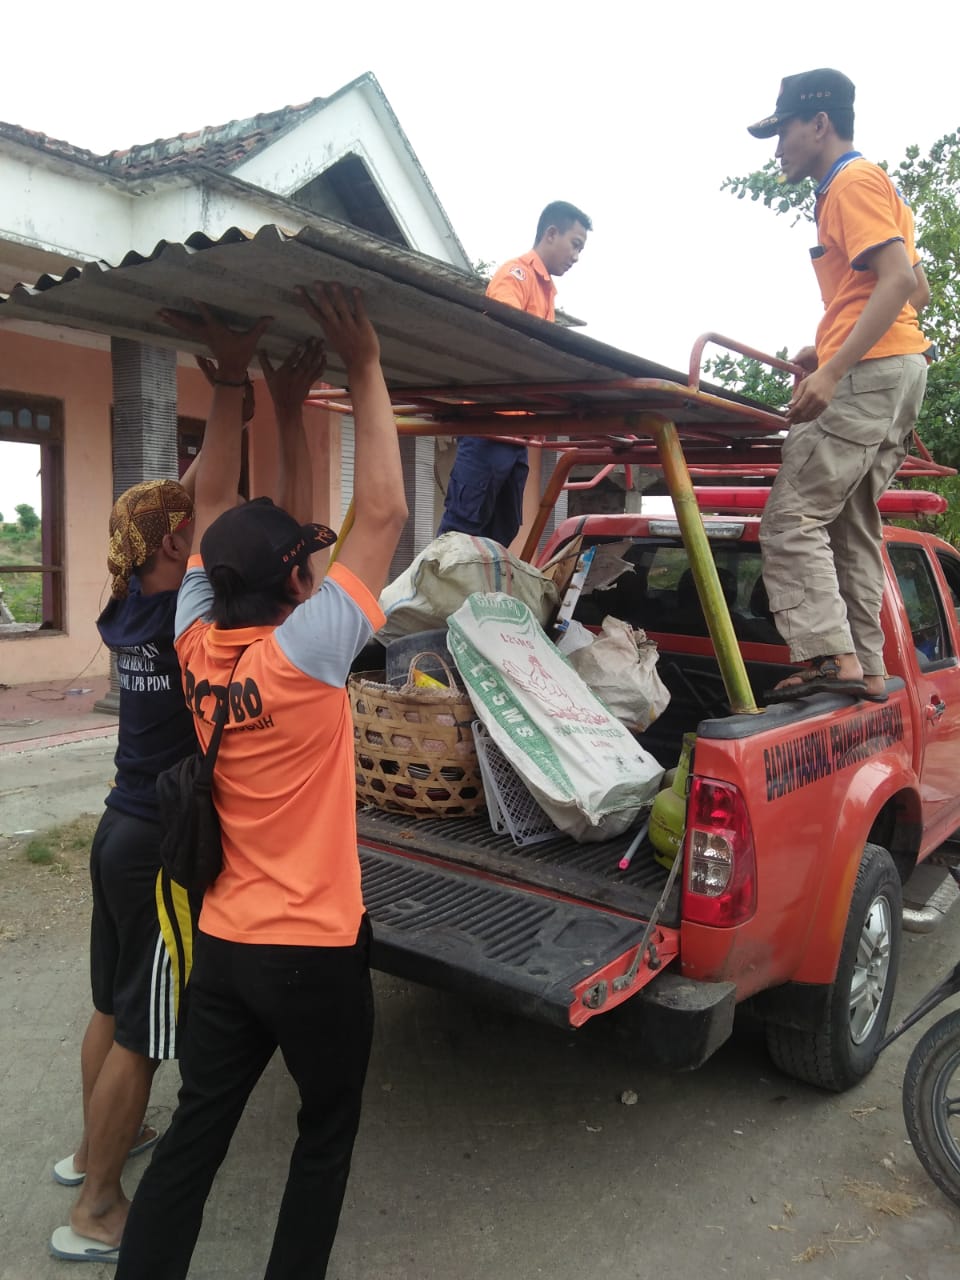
(849, 892), (892, 1045)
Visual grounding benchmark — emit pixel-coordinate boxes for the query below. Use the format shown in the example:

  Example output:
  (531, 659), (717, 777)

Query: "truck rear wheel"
(766, 842), (902, 1092)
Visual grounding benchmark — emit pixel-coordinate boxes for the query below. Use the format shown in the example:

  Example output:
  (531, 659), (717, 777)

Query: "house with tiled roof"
(0, 73), (474, 686)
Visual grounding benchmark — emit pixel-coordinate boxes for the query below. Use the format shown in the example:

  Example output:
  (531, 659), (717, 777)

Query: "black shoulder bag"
(156, 651), (244, 895)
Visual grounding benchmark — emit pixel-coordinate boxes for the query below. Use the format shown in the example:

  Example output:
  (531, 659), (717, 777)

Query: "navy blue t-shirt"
(97, 579), (195, 823)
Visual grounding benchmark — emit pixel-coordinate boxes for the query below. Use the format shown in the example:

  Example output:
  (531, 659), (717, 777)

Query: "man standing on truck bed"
(748, 70), (930, 703)
(437, 200), (591, 548)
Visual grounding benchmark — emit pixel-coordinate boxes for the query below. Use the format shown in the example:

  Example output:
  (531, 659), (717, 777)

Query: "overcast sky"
(1, 0), (957, 518)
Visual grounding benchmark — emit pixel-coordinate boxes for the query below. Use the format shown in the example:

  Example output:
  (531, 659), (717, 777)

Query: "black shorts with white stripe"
(90, 807), (199, 1059)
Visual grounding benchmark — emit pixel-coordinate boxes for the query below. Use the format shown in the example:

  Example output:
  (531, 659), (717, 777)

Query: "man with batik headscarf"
(49, 478), (200, 1261)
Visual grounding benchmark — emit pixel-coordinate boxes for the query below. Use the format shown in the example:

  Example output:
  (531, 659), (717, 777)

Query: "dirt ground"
(0, 814), (98, 946)
(3, 806), (960, 1279)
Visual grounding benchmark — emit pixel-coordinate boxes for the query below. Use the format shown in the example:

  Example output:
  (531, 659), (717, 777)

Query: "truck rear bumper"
(360, 846), (711, 1042)
(618, 973), (737, 1070)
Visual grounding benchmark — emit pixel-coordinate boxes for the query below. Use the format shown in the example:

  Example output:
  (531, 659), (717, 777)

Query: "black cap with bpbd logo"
(200, 498), (337, 591)
(748, 69), (856, 139)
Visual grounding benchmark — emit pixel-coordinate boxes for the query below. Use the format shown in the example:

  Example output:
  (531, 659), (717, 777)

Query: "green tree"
(894, 474), (960, 546)
(704, 347), (793, 410)
(718, 129), (960, 468)
(15, 503), (39, 535)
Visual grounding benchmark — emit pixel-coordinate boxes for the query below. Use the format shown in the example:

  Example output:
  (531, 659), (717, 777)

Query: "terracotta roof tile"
(0, 98), (325, 179)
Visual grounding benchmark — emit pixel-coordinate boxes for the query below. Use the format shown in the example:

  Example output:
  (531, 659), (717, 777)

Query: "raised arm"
(159, 305), (271, 542)
(259, 338), (327, 526)
(179, 354), (257, 501)
(297, 284), (407, 597)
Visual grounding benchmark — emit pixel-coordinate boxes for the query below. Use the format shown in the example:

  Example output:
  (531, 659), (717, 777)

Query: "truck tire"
(901, 1009), (960, 1209)
(766, 842), (901, 1092)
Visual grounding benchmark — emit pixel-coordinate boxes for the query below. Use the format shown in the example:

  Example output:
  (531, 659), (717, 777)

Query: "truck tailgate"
(360, 845), (678, 1028)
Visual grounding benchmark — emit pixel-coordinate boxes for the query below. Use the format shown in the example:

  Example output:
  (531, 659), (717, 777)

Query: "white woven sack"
(567, 616), (671, 732)
(378, 533), (559, 644)
(447, 592), (663, 842)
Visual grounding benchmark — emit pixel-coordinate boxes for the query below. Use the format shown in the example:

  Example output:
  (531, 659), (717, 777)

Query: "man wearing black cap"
(116, 286), (407, 1280)
(748, 70), (930, 703)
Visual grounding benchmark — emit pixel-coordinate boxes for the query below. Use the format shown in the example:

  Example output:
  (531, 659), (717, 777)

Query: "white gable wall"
(0, 149), (138, 266)
(231, 82), (466, 267)
(0, 85), (472, 688)
(0, 150), (283, 270)
(0, 80), (467, 278)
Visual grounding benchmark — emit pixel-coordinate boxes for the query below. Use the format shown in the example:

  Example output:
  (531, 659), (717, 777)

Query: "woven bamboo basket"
(349, 652), (485, 818)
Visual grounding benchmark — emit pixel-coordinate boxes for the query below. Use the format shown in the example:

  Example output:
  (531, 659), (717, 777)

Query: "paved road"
(1, 735), (115, 836)
(2, 738), (959, 1280)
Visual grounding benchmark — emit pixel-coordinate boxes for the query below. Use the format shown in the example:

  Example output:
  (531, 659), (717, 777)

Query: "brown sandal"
(765, 657), (887, 704)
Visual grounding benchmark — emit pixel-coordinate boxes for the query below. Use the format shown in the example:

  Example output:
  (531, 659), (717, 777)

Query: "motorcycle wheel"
(902, 1007), (960, 1209)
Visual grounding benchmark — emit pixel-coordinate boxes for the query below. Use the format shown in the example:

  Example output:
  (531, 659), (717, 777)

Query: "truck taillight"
(681, 776), (757, 927)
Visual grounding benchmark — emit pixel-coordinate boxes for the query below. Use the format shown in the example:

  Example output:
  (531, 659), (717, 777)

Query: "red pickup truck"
(354, 489), (960, 1092)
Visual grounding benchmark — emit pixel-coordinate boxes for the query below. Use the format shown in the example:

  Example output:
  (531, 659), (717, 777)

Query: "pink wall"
(234, 376), (342, 530)
(0, 332), (340, 687)
(0, 330), (114, 685)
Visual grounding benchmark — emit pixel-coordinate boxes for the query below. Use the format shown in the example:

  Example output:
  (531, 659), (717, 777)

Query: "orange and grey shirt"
(486, 250), (556, 321)
(812, 154), (928, 366)
(173, 555), (384, 948)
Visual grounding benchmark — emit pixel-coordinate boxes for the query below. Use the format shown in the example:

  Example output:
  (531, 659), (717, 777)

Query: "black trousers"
(116, 921), (374, 1280)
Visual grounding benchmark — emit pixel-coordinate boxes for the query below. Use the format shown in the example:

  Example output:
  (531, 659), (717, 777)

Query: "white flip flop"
(49, 1225), (120, 1263)
(52, 1126), (161, 1186)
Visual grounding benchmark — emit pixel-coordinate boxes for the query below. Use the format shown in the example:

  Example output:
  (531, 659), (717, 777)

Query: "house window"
(0, 393), (64, 634)
(177, 415), (204, 480)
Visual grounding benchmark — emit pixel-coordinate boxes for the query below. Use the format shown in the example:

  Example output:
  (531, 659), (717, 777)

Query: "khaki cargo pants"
(760, 353), (927, 675)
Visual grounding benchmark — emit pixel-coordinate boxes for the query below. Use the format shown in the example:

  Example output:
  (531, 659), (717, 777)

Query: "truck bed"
(356, 807), (675, 924)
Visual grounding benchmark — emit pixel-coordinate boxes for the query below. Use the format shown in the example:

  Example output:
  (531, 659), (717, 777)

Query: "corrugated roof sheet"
(0, 219), (796, 444)
(1, 214), (949, 485)
(0, 223), (679, 375)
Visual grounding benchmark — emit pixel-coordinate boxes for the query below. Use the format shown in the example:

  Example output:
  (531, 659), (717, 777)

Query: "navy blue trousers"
(438, 437), (529, 547)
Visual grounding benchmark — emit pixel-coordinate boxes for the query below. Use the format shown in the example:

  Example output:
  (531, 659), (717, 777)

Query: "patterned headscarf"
(107, 480), (194, 599)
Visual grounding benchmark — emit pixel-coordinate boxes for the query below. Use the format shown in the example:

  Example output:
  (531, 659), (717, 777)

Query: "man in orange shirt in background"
(748, 71), (930, 703)
(438, 200), (591, 546)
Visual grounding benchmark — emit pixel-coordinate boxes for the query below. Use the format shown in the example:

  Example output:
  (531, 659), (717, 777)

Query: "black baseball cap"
(748, 69), (856, 139)
(200, 498), (337, 590)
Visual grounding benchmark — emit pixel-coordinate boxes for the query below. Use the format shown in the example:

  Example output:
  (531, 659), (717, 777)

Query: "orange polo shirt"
(813, 158), (928, 366)
(486, 250), (557, 321)
(174, 557), (384, 947)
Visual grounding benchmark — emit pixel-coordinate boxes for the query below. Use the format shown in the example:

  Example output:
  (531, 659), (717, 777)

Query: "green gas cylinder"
(649, 732), (695, 870)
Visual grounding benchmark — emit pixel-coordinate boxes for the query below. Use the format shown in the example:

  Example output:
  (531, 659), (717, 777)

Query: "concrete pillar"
(94, 339), (178, 714)
(110, 338), (179, 491)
